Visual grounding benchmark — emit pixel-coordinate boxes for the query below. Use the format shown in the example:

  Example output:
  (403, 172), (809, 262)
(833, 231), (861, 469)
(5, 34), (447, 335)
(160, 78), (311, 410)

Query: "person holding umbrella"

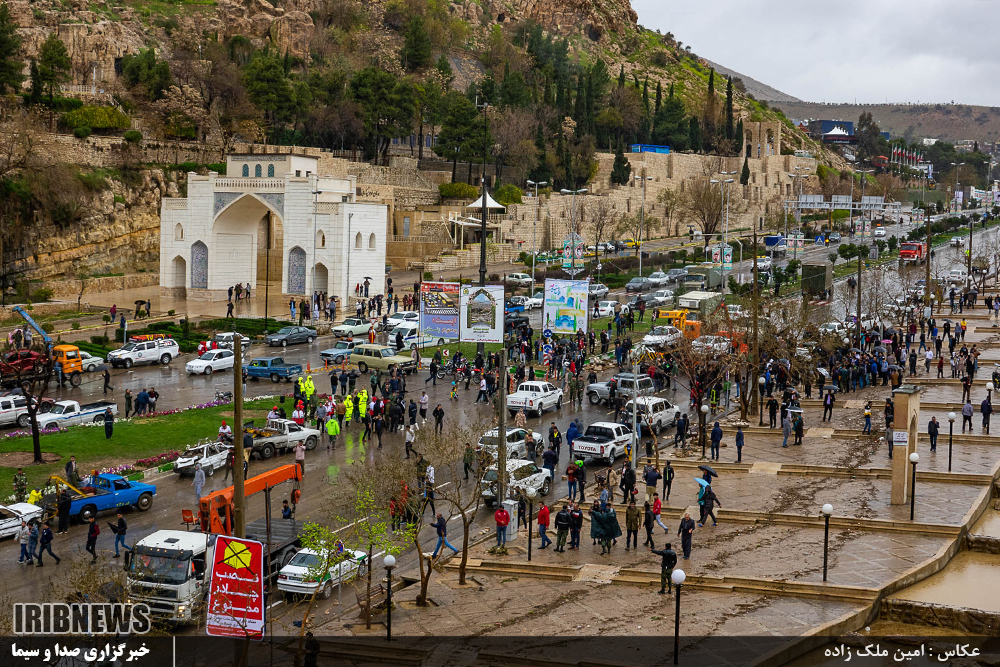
(698, 482), (721, 527)
(822, 389), (835, 422)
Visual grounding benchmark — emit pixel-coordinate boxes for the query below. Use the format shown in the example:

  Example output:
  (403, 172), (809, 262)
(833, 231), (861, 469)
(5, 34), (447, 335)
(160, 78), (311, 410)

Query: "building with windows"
(158, 154), (387, 307)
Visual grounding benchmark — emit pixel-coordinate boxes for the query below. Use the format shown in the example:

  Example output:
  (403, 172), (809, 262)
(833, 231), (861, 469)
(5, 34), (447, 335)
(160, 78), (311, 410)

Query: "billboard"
(420, 282), (460, 340)
(543, 279), (589, 334)
(561, 233), (585, 272)
(460, 285), (504, 343)
(206, 536), (266, 639)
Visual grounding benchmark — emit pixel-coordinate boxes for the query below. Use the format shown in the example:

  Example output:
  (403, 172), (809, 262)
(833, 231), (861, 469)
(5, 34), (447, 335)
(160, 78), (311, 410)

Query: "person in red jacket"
(494, 506), (510, 547)
(537, 504), (552, 549)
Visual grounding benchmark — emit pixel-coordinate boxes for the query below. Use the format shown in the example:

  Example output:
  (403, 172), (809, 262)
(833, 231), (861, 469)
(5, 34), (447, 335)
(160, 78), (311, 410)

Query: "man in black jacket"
(568, 503), (584, 549)
(111, 512), (130, 558)
(650, 542), (678, 594)
(57, 490), (71, 534)
(663, 461), (675, 501)
(619, 465), (636, 502)
(927, 416), (940, 451)
(432, 404), (445, 434)
(36, 521), (60, 566)
(554, 505), (571, 552)
(85, 516), (99, 564)
(677, 512), (696, 559)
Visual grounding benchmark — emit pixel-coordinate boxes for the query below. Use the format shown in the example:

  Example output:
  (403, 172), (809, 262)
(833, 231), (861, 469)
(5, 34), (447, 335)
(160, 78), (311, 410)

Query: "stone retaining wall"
(966, 534), (1000, 553)
(879, 599), (1000, 634)
(38, 272), (160, 300)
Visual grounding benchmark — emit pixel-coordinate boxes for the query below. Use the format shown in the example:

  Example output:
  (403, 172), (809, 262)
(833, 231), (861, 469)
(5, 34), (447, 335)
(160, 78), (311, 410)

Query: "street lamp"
(526, 486), (537, 562)
(672, 569), (686, 665)
(758, 376), (766, 426)
(699, 403), (710, 459)
(636, 174), (653, 275)
(947, 412), (956, 472)
(560, 188), (588, 277)
(909, 452), (919, 521)
(950, 162), (965, 214)
(311, 189), (321, 312)
(526, 180), (547, 289)
(383, 554), (396, 641)
(821, 503), (833, 582)
(987, 383), (994, 435)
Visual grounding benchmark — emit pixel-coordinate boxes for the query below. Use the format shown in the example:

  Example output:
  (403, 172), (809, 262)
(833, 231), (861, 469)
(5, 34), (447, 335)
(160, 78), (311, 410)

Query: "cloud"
(631, 0), (1000, 106)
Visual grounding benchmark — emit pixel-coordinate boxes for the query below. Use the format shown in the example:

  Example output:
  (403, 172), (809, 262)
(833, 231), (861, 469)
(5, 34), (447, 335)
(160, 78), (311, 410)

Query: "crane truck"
(125, 464), (304, 624)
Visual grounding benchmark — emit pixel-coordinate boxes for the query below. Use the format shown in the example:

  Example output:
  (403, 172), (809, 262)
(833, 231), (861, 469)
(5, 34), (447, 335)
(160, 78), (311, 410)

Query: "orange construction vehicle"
(199, 463), (302, 534)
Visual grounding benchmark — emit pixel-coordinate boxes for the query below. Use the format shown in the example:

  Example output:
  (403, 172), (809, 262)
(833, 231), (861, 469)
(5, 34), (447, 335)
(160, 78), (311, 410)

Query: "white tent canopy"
(467, 192), (506, 210)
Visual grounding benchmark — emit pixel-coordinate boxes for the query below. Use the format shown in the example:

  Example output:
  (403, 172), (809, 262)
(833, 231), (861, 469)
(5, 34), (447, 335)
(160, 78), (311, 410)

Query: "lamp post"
(699, 403), (710, 459)
(560, 188), (587, 277)
(758, 376), (766, 426)
(710, 177), (736, 292)
(383, 554), (396, 641)
(853, 169), (874, 345)
(672, 569), (686, 665)
(947, 411), (956, 472)
(636, 174), (653, 275)
(950, 162), (965, 214)
(909, 452), (919, 521)
(311, 189), (321, 308)
(821, 503), (833, 582)
(526, 486), (537, 561)
(526, 180), (547, 289)
(986, 383), (994, 435)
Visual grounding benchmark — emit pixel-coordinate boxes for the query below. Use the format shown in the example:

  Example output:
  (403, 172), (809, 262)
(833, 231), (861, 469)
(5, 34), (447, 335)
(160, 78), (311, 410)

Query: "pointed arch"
(368, 233), (376, 250)
(355, 232), (363, 249)
(254, 164), (262, 177)
(288, 246), (307, 294)
(190, 241), (208, 288)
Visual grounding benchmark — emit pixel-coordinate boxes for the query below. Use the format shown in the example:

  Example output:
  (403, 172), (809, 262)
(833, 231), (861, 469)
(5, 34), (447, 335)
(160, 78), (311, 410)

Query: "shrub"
(438, 182), (479, 200)
(73, 126), (92, 139)
(167, 309), (176, 316)
(76, 170), (109, 192)
(41, 323), (54, 333)
(71, 321), (81, 330)
(20, 94), (83, 111)
(494, 184), (523, 206)
(102, 315), (111, 323)
(32, 287), (53, 302)
(423, 271), (433, 280)
(123, 130), (143, 143)
(90, 335), (110, 345)
(61, 105), (130, 132)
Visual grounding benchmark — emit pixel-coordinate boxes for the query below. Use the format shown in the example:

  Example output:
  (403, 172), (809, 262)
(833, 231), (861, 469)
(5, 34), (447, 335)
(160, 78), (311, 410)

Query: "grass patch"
(0, 400), (277, 492)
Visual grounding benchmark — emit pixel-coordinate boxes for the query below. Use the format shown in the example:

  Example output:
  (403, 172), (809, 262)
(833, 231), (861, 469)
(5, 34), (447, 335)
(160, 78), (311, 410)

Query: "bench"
(355, 584), (388, 621)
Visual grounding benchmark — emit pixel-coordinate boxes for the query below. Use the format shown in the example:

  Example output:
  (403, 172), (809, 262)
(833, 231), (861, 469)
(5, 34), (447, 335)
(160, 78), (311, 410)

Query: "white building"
(159, 154), (387, 307)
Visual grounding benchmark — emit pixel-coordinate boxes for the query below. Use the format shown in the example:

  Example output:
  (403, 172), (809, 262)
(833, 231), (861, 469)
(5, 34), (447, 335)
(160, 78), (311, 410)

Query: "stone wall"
(38, 272), (160, 300)
(966, 534), (1000, 554)
(879, 599), (1000, 634)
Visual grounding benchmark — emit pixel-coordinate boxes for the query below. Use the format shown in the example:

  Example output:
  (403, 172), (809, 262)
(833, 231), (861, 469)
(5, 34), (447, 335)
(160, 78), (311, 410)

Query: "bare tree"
(489, 107), (535, 183)
(657, 188), (680, 235)
(4, 337), (58, 464)
(680, 178), (723, 247)
(615, 213), (644, 256)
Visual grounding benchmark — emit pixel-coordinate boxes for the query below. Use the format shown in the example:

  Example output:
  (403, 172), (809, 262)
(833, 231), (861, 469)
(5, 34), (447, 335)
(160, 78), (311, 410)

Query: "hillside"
(704, 60), (801, 104)
(773, 101), (1000, 144)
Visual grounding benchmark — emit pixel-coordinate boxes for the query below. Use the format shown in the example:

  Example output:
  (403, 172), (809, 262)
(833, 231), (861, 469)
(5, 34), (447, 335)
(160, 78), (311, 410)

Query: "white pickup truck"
(571, 422), (633, 464)
(37, 400), (118, 430)
(243, 418), (320, 460)
(506, 381), (564, 418)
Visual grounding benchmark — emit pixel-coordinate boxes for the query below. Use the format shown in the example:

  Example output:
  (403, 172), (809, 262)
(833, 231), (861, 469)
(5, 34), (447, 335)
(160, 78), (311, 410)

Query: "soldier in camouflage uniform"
(13, 467), (27, 503)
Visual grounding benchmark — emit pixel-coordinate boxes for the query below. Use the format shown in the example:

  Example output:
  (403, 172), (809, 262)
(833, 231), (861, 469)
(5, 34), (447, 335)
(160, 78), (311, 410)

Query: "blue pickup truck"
(246, 356), (303, 383)
(45, 473), (157, 523)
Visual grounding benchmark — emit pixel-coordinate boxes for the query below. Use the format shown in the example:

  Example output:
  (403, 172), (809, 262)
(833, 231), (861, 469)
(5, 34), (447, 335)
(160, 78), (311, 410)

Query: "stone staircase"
(423, 244), (518, 275)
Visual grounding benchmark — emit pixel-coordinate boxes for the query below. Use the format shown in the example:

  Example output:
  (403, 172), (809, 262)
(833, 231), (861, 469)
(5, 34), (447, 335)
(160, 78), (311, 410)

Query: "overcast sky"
(631, 0), (1000, 106)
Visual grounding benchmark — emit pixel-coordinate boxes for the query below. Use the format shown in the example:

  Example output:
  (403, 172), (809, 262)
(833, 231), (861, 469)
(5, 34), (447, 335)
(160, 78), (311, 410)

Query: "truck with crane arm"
(125, 464), (304, 623)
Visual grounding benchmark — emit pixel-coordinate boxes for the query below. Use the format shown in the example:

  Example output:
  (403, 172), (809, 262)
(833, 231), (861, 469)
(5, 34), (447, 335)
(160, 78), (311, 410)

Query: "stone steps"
(614, 569), (879, 603)
(441, 559), (578, 582)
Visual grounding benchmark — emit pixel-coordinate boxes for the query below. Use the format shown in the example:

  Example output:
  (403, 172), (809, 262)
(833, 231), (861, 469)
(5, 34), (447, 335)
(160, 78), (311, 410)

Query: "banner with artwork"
(420, 282), (460, 340)
(543, 279), (589, 334)
(460, 285), (504, 343)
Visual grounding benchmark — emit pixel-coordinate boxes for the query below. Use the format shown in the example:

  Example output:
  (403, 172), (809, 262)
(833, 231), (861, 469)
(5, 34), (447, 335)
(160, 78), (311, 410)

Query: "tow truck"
(44, 473), (156, 523)
(126, 465), (303, 623)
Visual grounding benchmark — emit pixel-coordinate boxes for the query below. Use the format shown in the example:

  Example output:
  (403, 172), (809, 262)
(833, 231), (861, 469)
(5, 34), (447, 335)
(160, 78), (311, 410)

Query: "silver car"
(588, 283), (609, 299)
(647, 271), (669, 287)
(586, 373), (655, 405)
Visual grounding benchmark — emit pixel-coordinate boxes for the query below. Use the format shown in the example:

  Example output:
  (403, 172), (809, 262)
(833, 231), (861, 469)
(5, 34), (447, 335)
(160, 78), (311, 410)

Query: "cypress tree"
(703, 68), (717, 148)
(633, 73), (640, 89)
(618, 64), (625, 88)
(530, 124), (551, 185)
(688, 116), (702, 153)
(735, 117), (744, 156)
(740, 156), (750, 185)
(655, 81), (663, 114)
(573, 73), (585, 134)
(610, 141), (632, 185)
(543, 76), (553, 106)
(555, 76), (566, 113)
(725, 76), (734, 146)
(28, 58), (41, 104)
(0, 1), (24, 94)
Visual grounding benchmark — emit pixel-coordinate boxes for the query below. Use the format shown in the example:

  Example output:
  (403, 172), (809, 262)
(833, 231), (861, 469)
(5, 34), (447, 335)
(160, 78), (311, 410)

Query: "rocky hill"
(704, 60), (801, 104)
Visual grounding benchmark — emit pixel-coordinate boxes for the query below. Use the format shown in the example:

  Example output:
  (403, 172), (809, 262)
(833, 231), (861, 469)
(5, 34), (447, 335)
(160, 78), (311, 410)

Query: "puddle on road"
(971, 507), (1000, 537)
(888, 551), (1000, 612)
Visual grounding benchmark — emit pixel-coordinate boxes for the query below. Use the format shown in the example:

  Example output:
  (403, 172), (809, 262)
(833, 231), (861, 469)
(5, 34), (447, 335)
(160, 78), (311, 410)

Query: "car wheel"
(79, 505), (97, 522)
(541, 479), (551, 495)
(321, 580), (334, 600)
(652, 421), (661, 435)
(305, 436), (317, 451)
(124, 359), (133, 369)
(588, 393), (601, 405)
(160, 354), (171, 365)
(556, 397), (562, 410)
(307, 337), (315, 344)
(358, 362), (368, 373)
(93, 415), (104, 424)
(70, 372), (82, 387)
(607, 448), (616, 464)
(260, 444), (275, 460)
(204, 366), (213, 376)
(17, 414), (29, 428)
(270, 373), (280, 383)
(136, 493), (153, 511)
(281, 340), (287, 347)
(438, 338), (445, 346)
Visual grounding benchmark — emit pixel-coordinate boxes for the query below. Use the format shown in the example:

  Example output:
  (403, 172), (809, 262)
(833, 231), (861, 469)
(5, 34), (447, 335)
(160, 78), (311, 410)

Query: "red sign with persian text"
(206, 536), (266, 639)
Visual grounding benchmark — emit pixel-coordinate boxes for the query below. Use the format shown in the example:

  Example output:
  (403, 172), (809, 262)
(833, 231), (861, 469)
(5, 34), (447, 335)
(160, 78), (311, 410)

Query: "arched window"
(254, 164), (262, 177)
(174, 223), (184, 241)
(267, 164), (274, 177)
(316, 230), (326, 248)
(242, 164), (249, 177)
(355, 232), (363, 249)
(368, 233), (376, 250)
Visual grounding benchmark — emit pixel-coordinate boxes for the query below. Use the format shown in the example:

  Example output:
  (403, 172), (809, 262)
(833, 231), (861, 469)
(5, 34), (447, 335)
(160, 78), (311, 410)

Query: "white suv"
(505, 273), (533, 288)
(477, 427), (543, 459)
(107, 338), (180, 368)
(481, 459), (551, 506)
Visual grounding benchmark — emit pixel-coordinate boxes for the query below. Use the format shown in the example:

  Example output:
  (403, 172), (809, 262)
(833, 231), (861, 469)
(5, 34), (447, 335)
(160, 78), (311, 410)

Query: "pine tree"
(529, 124), (551, 185)
(703, 67), (717, 150)
(436, 54), (454, 85)
(654, 81), (662, 114)
(610, 141), (632, 185)
(618, 64), (625, 88)
(37, 33), (71, 103)
(688, 116), (702, 152)
(400, 15), (432, 70)
(740, 156), (750, 185)
(0, 0), (23, 94)
(543, 76), (553, 106)
(725, 76), (734, 145)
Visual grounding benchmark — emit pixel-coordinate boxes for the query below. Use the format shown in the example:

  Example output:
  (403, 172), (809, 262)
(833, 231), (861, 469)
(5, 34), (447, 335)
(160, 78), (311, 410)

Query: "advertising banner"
(561, 233), (585, 273)
(460, 285), (504, 343)
(206, 536), (265, 639)
(543, 279), (589, 334)
(420, 282), (460, 340)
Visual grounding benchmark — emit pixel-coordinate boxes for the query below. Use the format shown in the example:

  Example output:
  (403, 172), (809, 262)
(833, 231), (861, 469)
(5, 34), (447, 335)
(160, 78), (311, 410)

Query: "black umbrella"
(888, 364), (902, 371)
(698, 464), (718, 478)
(821, 385), (840, 393)
(874, 346), (887, 354)
(850, 347), (862, 353)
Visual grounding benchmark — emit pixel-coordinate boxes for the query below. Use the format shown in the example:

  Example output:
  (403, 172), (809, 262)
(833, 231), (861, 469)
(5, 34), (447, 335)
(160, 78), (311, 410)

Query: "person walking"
(624, 499), (640, 551)
(462, 443), (475, 481)
(962, 399), (974, 433)
(494, 504), (510, 548)
(85, 516), (99, 564)
(103, 407), (114, 440)
(554, 504), (571, 552)
(294, 440), (306, 477)
(192, 464), (206, 499)
(699, 485), (721, 527)
(103, 368), (113, 396)
(326, 415), (340, 451)
(862, 401), (872, 435)
(927, 416), (939, 452)
(36, 521), (60, 566)
(17, 520), (32, 565)
(650, 542), (678, 594)
(429, 513), (460, 559)
(110, 512), (130, 558)
(982, 396), (993, 434)
(537, 503), (552, 549)
(734, 425), (745, 462)
(569, 503), (584, 549)
(677, 512), (696, 559)
(643, 465), (661, 503)
(652, 492), (669, 533)
(642, 501), (655, 547)
(663, 461), (674, 501)
(710, 422), (723, 461)
(432, 404), (445, 434)
(124, 390), (133, 420)
(57, 489), (71, 534)
(822, 390), (835, 422)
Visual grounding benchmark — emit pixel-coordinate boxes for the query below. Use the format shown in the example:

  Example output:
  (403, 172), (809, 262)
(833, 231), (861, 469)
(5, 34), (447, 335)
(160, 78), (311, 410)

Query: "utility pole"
(635, 173), (652, 275)
(630, 357), (639, 472)
(527, 180), (547, 289)
(477, 99), (489, 356)
(497, 349), (507, 502)
(751, 228), (759, 418)
(924, 172), (931, 305)
(233, 334), (245, 539)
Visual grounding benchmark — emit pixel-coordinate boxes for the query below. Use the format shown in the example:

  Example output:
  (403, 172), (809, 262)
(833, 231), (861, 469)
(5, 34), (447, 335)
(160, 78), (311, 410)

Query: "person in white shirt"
(422, 465), (436, 515)
(218, 420), (232, 442)
(267, 407), (279, 420)
(405, 426), (416, 458)
(419, 392), (429, 424)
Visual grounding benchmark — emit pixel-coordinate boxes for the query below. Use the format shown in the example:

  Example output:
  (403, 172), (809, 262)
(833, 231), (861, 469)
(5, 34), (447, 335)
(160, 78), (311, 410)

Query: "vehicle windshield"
(380, 349), (396, 358)
(650, 327), (671, 335)
(129, 552), (191, 585)
(119, 343), (137, 352)
(288, 552), (321, 568)
(334, 341), (350, 350)
(277, 327), (294, 334)
(180, 446), (205, 458)
(198, 352), (217, 360)
(483, 470), (499, 482)
(49, 403), (71, 415)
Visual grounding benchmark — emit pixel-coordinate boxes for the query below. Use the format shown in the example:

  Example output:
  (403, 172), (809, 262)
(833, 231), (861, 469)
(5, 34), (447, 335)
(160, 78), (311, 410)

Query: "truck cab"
(51, 345), (85, 387)
(127, 530), (215, 623)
